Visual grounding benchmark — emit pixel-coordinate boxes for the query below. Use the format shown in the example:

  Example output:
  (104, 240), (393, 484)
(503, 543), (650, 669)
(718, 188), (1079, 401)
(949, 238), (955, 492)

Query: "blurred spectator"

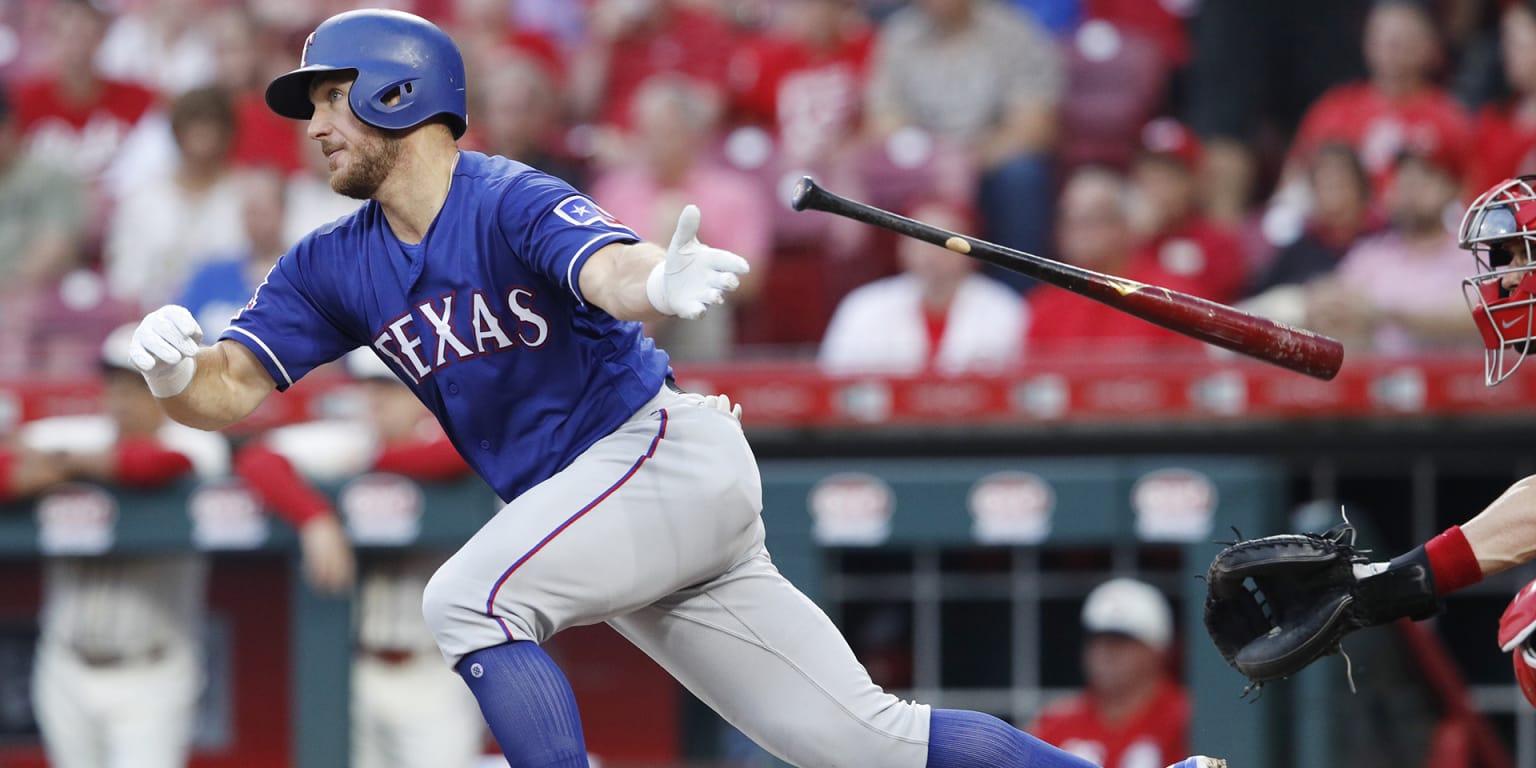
(234, 348), (485, 768)
(95, 0), (218, 96)
(1007, 0), (1081, 35)
(727, 0), (874, 167)
(0, 82), (87, 289)
(1464, 0), (1536, 196)
(13, 0), (168, 212)
(818, 198), (1026, 375)
(1185, 0), (1369, 223)
(210, 6), (304, 175)
(468, 52), (586, 187)
(1129, 118), (1246, 305)
(448, 0), (565, 83)
(1304, 147), (1473, 357)
(177, 168), (288, 336)
(1030, 578), (1190, 768)
(1284, 0), (1470, 199)
(1242, 143), (1379, 326)
(510, 0), (587, 47)
(589, 75), (771, 361)
(568, 0), (739, 134)
(105, 85), (246, 310)
(1025, 166), (1201, 357)
(866, 0), (1063, 281)
(10, 323), (228, 768)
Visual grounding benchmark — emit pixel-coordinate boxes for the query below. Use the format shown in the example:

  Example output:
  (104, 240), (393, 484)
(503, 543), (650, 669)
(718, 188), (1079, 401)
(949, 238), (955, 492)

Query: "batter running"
(126, 9), (1223, 768)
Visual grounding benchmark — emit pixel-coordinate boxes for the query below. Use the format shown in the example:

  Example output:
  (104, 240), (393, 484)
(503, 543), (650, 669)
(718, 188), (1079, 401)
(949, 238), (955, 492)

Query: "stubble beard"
(331, 134), (402, 200)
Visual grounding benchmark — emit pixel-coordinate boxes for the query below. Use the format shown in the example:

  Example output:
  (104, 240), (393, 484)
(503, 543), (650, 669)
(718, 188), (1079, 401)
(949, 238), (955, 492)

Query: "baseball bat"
(790, 176), (1343, 381)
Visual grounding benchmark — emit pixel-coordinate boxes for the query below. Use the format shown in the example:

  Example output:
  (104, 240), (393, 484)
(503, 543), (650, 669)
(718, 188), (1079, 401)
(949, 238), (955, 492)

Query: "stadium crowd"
(1, 2), (1532, 767)
(0, 0), (1524, 378)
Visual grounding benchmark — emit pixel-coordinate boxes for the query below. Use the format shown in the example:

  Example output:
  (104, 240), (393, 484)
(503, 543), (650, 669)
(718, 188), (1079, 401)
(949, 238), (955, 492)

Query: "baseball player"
(124, 10), (1223, 768)
(1203, 174), (1536, 705)
(234, 348), (486, 768)
(19, 323), (229, 768)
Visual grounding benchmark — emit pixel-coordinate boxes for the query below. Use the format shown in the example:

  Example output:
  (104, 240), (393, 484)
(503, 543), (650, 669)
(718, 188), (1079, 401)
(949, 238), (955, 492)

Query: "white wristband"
(144, 357), (196, 398)
(645, 261), (672, 316)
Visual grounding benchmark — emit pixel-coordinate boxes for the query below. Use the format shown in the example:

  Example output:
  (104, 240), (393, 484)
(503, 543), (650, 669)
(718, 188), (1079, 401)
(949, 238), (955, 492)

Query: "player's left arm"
(578, 205), (749, 322)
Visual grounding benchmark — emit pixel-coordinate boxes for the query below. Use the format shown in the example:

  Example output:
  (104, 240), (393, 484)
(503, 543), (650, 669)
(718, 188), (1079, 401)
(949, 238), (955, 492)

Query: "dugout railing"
(0, 352), (1534, 767)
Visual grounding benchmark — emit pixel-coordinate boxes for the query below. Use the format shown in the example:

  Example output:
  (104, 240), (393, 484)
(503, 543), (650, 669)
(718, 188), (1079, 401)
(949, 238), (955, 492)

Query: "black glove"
(1203, 523), (1443, 691)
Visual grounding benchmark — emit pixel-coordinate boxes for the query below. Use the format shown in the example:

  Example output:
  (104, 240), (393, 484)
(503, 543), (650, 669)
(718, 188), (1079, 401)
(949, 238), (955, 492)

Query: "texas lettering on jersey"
(220, 153), (670, 502)
(371, 287), (550, 382)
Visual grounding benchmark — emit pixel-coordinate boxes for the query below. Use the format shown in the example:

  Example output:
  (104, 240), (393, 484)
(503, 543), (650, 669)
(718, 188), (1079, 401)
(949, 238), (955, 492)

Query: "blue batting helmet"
(265, 9), (467, 138)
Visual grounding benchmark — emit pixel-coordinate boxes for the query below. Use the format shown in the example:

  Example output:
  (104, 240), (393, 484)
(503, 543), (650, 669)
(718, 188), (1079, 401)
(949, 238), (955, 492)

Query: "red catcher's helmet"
(1458, 176), (1536, 385)
(1498, 578), (1536, 708)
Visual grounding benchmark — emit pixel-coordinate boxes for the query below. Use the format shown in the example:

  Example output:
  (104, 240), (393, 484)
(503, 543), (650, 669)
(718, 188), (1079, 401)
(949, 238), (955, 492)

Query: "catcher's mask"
(1458, 175), (1536, 385)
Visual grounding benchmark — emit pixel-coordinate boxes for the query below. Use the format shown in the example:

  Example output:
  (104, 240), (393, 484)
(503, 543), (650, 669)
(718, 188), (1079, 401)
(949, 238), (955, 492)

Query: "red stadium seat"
(1059, 21), (1170, 171)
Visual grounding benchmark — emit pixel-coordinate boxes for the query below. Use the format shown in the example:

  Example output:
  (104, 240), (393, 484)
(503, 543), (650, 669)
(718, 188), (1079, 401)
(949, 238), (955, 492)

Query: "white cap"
(343, 347), (397, 382)
(1081, 578), (1173, 651)
(100, 322), (139, 372)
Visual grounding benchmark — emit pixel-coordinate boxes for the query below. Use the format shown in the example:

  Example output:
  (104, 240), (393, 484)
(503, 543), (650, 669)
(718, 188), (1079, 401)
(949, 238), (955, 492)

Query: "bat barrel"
(791, 176), (1346, 381)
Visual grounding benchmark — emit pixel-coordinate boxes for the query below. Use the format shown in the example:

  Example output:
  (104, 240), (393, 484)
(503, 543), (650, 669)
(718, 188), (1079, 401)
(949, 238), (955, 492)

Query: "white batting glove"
(127, 305), (203, 398)
(646, 205), (750, 319)
(702, 393), (743, 421)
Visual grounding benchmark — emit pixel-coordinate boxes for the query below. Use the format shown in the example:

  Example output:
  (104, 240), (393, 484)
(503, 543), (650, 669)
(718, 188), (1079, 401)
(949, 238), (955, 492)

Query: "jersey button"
(479, 440), (491, 450)
(447, 383), (459, 395)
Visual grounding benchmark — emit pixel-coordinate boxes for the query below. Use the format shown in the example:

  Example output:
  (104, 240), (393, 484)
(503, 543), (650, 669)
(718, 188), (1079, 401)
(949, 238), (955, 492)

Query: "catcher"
(1204, 175), (1536, 704)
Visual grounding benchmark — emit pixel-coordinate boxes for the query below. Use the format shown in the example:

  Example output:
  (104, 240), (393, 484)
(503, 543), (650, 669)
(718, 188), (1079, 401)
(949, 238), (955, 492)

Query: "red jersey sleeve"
(234, 443), (335, 527)
(371, 436), (472, 482)
(112, 436), (195, 488)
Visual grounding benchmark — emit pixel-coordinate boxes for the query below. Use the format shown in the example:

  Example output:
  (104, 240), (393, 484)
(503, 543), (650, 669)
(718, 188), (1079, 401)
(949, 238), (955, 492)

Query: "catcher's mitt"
(1203, 523), (1442, 692)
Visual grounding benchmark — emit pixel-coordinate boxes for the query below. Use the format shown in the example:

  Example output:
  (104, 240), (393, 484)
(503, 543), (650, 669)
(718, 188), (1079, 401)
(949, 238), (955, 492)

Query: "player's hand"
(1204, 520), (1440, 691)
(128, 305), (203, 398)
(646, 205), (751, 319)
(702, 393), (743, 421)
(299, 514), (356, 595)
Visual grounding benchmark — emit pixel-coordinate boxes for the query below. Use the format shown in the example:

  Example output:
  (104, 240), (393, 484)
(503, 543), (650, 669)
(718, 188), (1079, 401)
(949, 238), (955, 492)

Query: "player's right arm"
(128, 305), (276, 431)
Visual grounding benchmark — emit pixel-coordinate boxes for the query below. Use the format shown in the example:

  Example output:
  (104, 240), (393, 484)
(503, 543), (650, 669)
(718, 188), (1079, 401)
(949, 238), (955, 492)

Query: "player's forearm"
(579, 242), (668, 323)
(159, 343), (273, 431)
(1461, 475), (1536, 576)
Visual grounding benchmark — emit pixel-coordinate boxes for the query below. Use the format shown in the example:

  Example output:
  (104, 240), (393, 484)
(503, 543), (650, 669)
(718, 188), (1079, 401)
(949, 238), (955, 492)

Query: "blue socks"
(453, 645), (1098, 768)
(926, 709), (1099, 768)
(457, 641), (588, 767)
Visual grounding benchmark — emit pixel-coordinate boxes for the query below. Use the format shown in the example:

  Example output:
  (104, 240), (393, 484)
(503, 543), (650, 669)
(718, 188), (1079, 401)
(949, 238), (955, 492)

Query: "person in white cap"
(13, 323), (228, 768)
(232, 347), (487, 768)
(1030, 578), (1192, 768)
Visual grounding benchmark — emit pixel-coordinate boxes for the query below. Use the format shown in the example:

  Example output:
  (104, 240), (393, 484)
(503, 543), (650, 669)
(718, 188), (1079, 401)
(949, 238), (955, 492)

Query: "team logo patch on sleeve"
(554, 196), (626, 228)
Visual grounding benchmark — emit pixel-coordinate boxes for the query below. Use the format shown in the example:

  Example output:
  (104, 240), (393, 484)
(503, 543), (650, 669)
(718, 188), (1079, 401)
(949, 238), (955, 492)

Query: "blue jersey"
(221, 152), (670, 501)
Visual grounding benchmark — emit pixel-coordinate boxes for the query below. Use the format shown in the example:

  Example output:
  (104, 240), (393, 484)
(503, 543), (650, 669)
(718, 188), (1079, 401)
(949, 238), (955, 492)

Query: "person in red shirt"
(1025, 165), (1203, 361)
(1284, 0), (1470, 198)
(1465, 0), (1536, 197)
(568, 0), (739, 132)
(1128, 118), (1247, 305)
(1031, 578), (1191, 768)
(208, 6), (304, 175)
(449, 0), (566, 79)
(728, 0), (874, 166)
(13, 0), (159, 188)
